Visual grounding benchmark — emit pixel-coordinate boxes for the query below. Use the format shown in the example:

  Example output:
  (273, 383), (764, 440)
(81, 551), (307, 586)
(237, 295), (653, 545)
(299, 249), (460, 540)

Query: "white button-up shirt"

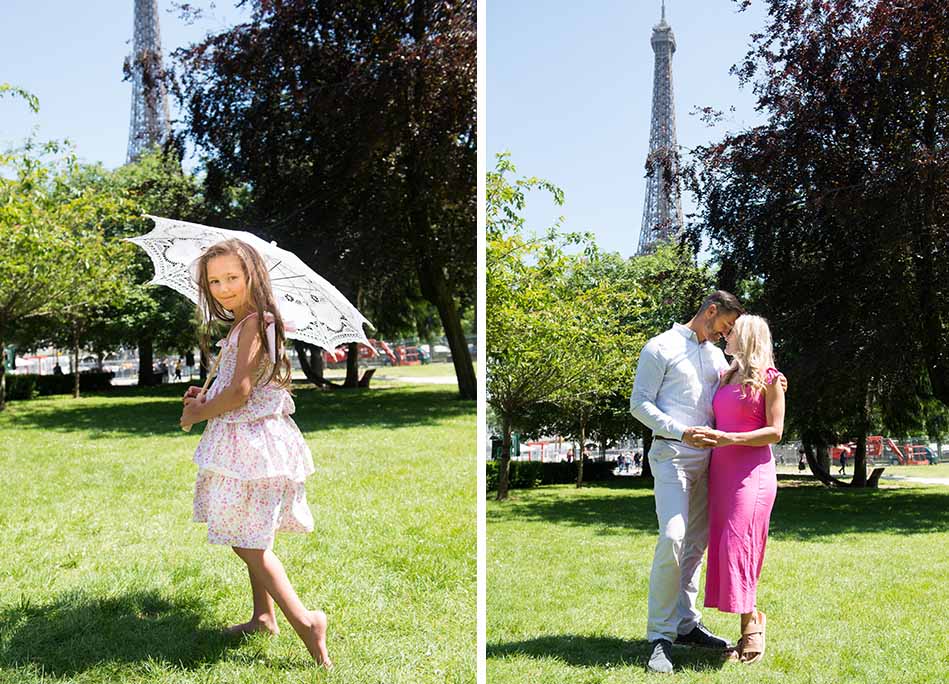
(629, 323), (730, 441)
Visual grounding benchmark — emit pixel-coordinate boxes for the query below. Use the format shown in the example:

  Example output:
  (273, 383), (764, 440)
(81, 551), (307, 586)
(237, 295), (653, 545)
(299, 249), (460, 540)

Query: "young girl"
(179, 238), (331, 668)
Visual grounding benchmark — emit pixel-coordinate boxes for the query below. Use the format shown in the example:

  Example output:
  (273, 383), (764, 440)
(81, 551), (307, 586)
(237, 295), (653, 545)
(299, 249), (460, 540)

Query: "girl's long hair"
(194, 239), (292, 389)
(723, 314), (775, 400)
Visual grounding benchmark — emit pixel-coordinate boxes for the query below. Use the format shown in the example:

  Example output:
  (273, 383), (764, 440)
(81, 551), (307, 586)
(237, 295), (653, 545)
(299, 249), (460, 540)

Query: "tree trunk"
(293, 340), (335, 387)
(576, 421), (586, 488)
(72, 329), (81, 399)
(344, 342), (359, 388)
(641, 429), (654, 480)
(418, 257), (476, 400)
(96, 350), (105, 371)
(852, 432), (868, 487)
(851, 387), (872, 487)
(497, 416), (513, 501)
(138, 336), (154, 387)
(802, 435), (875, 490)
(0, 336), (6, 411)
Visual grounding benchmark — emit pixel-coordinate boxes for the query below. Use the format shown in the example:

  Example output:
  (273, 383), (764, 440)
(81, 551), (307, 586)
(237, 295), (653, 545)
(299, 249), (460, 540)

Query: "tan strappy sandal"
(724, 611), (767, 664)
(739, 611), (766, 664)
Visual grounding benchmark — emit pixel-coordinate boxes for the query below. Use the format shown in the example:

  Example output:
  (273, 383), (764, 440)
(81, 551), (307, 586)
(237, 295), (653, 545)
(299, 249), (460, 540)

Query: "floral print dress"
(192, 313), (314, 549)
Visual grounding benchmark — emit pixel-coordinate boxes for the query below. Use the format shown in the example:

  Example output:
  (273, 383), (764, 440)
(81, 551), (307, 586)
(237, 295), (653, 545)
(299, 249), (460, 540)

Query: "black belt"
(654, 436), (679, 442)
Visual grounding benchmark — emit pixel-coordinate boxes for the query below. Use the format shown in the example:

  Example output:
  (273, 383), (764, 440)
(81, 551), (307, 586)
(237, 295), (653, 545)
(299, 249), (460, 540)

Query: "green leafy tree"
(0, 144), (137, 406)
(487, 155), (580, 500)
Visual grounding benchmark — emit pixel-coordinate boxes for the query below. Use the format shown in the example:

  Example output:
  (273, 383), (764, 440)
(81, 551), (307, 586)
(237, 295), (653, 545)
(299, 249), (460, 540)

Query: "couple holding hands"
(630, 291), (787, 673)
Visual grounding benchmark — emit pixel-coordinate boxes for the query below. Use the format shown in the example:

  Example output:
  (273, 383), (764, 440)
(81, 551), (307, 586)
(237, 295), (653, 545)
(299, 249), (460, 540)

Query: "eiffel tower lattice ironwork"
(636, 1), (685, 255)
(126, 0), (171, 163)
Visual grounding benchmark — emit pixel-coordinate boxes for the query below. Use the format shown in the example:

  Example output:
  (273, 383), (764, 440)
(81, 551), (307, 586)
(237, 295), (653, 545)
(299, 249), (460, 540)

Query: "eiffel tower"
(126, 0), (171, 163)
(636, 1), (685, 255)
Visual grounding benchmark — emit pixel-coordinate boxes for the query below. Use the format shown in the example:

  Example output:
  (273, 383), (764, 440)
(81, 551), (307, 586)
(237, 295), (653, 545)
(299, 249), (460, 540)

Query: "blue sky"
(1, 1), (251, 170)
(488, 0), (770, 257)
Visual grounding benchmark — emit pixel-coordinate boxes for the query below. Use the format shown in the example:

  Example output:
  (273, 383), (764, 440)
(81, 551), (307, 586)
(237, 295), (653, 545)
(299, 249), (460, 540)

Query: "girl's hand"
(183, 385), (203, 402)
(180, 397), (205, 429)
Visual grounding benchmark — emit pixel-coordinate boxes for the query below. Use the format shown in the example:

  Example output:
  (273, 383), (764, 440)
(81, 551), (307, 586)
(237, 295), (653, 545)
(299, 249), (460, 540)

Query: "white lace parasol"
(126, 215), (373, 351)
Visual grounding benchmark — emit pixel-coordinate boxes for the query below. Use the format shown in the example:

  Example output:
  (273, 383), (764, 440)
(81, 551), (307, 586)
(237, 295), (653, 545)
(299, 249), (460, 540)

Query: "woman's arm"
(180, 321), (262, 427)
(703, 380), (785, 448)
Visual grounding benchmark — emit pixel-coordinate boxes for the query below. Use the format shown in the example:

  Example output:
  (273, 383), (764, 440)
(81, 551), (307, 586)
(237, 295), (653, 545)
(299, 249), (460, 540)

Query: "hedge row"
(3, 372), (115, 401)
(486, 459), (619, 491)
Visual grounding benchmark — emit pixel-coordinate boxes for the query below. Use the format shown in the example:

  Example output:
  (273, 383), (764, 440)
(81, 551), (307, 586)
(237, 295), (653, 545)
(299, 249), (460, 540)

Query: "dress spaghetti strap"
(227, 312), (259, 344)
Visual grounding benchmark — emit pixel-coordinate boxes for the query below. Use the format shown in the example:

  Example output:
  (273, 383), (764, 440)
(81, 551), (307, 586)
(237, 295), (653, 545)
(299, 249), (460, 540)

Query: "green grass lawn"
(0, 382), (475, 684)
(488, 477), (949, 684)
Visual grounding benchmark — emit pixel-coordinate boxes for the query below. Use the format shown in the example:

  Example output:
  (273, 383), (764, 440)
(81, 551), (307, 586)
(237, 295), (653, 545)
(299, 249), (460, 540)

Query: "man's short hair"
(697, 290), (745, 316)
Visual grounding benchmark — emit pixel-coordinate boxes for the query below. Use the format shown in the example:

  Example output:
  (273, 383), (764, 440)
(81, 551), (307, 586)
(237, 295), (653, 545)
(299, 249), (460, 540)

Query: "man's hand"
(694, 428), (734, 447)
(682, 426), (717, 448)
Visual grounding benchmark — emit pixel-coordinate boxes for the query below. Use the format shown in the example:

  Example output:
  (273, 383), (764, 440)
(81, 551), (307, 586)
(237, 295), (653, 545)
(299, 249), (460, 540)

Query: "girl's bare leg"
(226, 550), (279, 636)
(233, 547), (332, 668)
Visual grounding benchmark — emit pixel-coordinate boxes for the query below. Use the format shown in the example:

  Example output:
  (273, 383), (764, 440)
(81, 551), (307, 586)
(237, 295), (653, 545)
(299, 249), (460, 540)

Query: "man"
(629, 291), (743, 674)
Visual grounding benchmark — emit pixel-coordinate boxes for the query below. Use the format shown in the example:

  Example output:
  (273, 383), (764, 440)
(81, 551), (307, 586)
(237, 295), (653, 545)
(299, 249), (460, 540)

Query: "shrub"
(4, 374), (39, 401)
(4, 371), (114, 401)
(486, 458), (619, 490)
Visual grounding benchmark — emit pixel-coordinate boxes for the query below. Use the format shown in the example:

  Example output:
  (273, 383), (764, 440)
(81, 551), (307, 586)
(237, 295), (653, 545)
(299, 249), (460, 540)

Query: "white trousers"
(646, 440), (711, 643)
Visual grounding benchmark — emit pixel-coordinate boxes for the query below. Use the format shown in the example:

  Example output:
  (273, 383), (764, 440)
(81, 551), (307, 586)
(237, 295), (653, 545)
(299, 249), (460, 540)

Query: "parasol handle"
(182, 348), (224, 432)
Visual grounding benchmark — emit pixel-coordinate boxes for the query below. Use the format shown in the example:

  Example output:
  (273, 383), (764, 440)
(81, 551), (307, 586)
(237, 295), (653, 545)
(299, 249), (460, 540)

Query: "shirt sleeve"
(629, 342), (688, 441)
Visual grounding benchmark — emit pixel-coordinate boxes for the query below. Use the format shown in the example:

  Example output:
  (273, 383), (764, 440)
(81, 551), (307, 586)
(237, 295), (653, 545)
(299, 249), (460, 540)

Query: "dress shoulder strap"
(227, 312), (259, 344)
(764, 367), (782, 385)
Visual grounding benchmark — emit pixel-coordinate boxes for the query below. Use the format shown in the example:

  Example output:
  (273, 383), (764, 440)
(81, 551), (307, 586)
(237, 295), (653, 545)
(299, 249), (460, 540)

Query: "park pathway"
(880, 474), (949, 486)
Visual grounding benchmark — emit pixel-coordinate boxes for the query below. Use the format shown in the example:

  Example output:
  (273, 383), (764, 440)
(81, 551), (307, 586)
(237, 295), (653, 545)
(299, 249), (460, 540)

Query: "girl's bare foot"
(225, 615), (280, 636)
(302, 610), (332, 669)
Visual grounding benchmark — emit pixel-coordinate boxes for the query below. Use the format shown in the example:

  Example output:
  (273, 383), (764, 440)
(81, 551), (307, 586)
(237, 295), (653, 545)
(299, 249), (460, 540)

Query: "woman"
(699, 314), (785, 664)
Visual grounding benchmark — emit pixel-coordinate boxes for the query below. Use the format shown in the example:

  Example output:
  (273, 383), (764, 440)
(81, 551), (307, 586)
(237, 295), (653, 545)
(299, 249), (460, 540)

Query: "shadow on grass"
(487, 635), (725, 672)
(3, 382), (473, 438)
(489, 478), (949, 538)
(0, 589), (237, 676)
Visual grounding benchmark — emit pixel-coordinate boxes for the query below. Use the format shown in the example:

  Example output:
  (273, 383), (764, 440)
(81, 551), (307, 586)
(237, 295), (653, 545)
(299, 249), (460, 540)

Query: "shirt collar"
(673, 322), (699, 343)
(673, 322), (716, 347)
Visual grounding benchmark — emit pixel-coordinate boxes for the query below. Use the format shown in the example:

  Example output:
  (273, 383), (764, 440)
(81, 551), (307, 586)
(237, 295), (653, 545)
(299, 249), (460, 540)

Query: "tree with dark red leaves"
(687, 0), (949, 486)
(173, 0), (476, 398)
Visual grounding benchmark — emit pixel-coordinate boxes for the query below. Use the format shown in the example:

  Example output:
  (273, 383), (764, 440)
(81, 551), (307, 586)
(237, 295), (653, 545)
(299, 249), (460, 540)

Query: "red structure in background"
(831, 436), (938, 466)
(321, 339), (423, 366)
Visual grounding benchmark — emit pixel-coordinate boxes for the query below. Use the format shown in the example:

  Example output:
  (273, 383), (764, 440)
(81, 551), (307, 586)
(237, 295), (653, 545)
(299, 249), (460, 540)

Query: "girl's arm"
(703, 380), (785, 448)
(181, 321), (263, 426)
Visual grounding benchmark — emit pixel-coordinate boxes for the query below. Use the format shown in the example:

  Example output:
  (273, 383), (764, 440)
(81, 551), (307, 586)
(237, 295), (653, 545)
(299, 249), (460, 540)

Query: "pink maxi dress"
(704, 368), (780, 614)
(192, 312), (315, 550)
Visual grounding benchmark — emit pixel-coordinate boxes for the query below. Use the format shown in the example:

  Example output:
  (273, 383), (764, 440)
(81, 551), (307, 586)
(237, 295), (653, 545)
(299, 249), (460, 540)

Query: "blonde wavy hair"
(723, 314), (776, 400)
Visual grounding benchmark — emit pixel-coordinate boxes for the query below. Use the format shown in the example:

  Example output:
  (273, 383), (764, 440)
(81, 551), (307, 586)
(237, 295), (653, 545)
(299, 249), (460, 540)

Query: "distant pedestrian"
(838, 449), (847, 475)
(798, 448), (806, 471)
(174, 359), (183, 381)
